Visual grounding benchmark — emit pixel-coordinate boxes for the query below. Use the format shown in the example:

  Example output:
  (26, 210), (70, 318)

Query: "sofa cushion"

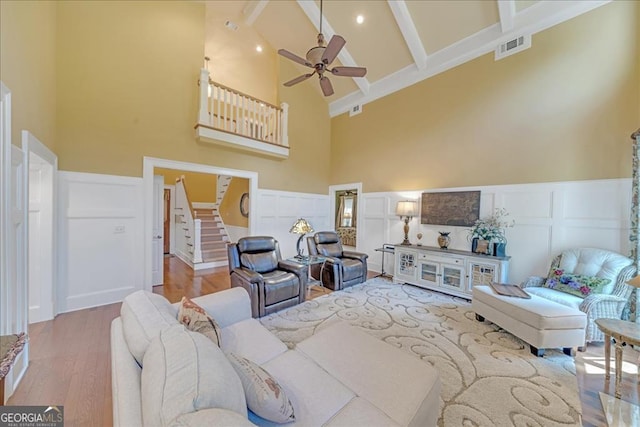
(558, 248), (633, 294)
(178, 296), (222, 347)
(296, 322), (440, 427)
(324, 397), (400, 427)
(262, 271), (300, 305)
(227, 353), (295, 424)
(120, 290), (178, 365)
(141, 324), (247, 426)
(525, 286), (582, 309)
(543, 268), (610, 298)
(220, 318), (287, 365)
(341, 258), (362, 281)
(251, 350), (355, 426)
(318, 243), (343, 258)
(171, 408), (256, 427)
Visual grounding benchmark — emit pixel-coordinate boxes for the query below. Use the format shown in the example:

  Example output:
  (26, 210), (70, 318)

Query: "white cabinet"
(393, 245), (510, 299)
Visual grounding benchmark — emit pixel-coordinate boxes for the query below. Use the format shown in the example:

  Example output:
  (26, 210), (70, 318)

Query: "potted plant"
(468, 208), (514, 256)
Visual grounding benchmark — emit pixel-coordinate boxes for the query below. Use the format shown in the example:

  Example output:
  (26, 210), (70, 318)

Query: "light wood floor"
(8, 255), (639, 427)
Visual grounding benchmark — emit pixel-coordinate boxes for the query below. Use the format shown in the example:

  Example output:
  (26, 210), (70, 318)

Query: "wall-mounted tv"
(421, 191), (480, 227)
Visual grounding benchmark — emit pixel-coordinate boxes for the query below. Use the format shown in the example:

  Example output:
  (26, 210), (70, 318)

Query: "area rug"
(260, 278), (582, 426)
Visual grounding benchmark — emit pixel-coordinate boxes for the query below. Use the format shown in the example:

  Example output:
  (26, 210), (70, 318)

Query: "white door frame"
(0, 82), (11, 335)
(142, 157), (259, 291)
(24, 131), (57, 322)
(329, 182), (363, 248)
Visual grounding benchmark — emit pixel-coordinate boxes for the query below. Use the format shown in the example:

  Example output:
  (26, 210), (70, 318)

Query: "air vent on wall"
(495, 34), (531, 60)
(349, 104), (363, 117)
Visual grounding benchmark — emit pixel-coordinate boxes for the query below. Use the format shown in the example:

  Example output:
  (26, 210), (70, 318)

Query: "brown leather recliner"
(307, 231), (368, 291)
(227, 236), (307, 318)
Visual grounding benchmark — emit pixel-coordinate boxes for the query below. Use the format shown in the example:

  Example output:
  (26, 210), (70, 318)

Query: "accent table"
(595, 318), (640, 399)
(287, 255), (328, 293)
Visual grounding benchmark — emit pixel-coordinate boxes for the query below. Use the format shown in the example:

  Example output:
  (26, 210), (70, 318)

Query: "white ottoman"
(472, 285), (587, 357)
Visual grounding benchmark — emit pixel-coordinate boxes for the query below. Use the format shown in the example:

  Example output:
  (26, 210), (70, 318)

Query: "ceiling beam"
(329, 0), (611, 117)
(295, 0), (370, 95)
(497, 0), (516, 33)
(243, 0), (269, 26)
(387, 0), (427, 70)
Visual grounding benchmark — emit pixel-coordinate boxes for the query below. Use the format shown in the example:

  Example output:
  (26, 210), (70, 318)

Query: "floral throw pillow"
(543, 269), (611, 298)
(177, 296), (222, 347)
(226, 353), (295, 424)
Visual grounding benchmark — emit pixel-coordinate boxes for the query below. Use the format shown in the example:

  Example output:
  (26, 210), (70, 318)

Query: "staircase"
(194, 207), (229, 264)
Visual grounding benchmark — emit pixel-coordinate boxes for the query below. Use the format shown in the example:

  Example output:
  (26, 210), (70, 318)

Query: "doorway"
(163, 189), (171, 254)
(143, 157), (258, 291)
(329, 183), (362, 249)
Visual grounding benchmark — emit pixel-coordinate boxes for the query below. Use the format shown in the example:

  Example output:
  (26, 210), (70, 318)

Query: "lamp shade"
(396, 200), (418, 218)
(627, 275), (640, 289)
(289, 218), (314, 235)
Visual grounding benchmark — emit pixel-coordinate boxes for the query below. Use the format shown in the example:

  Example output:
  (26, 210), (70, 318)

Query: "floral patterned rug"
(260, 278), (581, 426)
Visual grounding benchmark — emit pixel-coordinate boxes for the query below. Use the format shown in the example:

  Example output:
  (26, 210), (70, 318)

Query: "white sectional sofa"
(111, 287), (441, 426)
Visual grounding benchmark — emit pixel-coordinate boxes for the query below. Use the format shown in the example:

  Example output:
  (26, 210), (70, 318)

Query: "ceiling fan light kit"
(278, 0), (367, 97)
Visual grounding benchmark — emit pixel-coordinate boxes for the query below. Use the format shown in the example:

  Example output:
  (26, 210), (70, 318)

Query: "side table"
(374, 244), (395, 278)
(595, 318), (640, 399)
(287, 255), (328, 293)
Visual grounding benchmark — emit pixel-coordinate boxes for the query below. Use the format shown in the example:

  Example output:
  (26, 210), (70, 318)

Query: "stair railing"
(175, 176), (203, 265)
(198, 68), (289, 147)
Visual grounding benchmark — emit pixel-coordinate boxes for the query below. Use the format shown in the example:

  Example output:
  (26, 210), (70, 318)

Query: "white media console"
(393, 244), (510, 299)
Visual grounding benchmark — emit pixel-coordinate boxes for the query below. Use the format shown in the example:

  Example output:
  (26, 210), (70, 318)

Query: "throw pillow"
(226, 352), (295, 424)
(178, 296), (222, 347)
(543, 268), (611, 298)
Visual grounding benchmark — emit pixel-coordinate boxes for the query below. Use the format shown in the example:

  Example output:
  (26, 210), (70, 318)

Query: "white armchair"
(522, 248), (636, 343)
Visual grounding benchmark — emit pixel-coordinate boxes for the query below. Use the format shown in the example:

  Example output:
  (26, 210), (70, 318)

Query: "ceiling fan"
(277, 0), (367, 97)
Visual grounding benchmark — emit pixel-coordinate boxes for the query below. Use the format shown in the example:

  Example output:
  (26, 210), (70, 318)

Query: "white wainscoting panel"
(254, 189), (330, 259)
(359, 179), (631, 284)
(58, 172), (144, 313)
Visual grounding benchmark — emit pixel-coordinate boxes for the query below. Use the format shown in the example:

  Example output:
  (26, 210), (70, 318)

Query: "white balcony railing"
(195, 68), (289, 158)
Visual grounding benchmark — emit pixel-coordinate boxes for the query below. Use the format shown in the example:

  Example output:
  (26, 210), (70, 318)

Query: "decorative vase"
(416, 233), (423, 246)
(494, 242), (506, 257)
(437, 232), (451, 249)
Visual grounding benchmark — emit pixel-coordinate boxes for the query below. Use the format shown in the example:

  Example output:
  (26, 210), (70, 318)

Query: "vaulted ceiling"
(205, 0), (610, 117)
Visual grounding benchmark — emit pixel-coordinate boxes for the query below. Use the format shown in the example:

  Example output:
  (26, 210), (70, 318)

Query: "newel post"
(198, 68), (210, 125)
(280, 102), (289, 147)
(193, 219), (203, 264)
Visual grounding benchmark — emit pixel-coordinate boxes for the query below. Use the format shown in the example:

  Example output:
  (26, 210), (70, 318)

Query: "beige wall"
(219, 177), (249, 228)
(54, 1), (331, 194)
(205, 3), (278, 106)
(155, 168), (217, 203)
(0, 0), (57, 151)
(330, 1), (639, 192)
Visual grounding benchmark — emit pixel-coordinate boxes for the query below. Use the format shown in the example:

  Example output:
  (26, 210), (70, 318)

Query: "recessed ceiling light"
(356, 15), (364, 24)
(256, 45), (263, 53)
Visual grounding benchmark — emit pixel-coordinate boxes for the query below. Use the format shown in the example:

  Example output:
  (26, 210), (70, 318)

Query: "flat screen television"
(421, 191), (480, 227)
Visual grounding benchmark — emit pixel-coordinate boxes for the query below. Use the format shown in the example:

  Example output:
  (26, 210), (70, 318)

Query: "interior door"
(151, 175), (164, 285)
(9, 144), (28, 334)
(163, 189), (170, 254)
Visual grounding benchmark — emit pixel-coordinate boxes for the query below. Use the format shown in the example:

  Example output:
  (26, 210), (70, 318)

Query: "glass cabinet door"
(419, 262), (439, 286)
(398, 251), (416, 277)
(441, 264), (466, 291)
(468, 262), (497, 289)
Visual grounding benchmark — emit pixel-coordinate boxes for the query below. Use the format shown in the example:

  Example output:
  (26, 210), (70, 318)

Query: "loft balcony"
(195, 69), (289, 159)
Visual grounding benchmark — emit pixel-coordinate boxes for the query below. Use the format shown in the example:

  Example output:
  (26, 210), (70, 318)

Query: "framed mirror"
(240, 192), (249, 217)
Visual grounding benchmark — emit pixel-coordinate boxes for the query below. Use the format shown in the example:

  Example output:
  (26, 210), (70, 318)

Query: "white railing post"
(193, 219), (203, 263)
(198, 68), (210, 125)
(280, 102), (289, 147)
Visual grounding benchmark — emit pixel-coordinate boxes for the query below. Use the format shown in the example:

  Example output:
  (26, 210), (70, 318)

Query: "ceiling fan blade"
(283, 72), (315, 87)
(321, 35), (345, 65)
(319, 76), (334, 96)
(278, 49), (312, 68)
(331, 66), (367, 78)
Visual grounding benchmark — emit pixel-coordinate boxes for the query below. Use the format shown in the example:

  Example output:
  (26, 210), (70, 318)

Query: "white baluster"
(281, 102), (289, 147)
(251, 100), (256, 138)
(276, 106), (281, 145)
(224, 89), (229, 131)
(199, 68), (210, 124)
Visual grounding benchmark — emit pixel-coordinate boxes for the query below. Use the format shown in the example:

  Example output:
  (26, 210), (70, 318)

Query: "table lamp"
(396, 200), (418, 245)
(289, 218), (314, 258)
